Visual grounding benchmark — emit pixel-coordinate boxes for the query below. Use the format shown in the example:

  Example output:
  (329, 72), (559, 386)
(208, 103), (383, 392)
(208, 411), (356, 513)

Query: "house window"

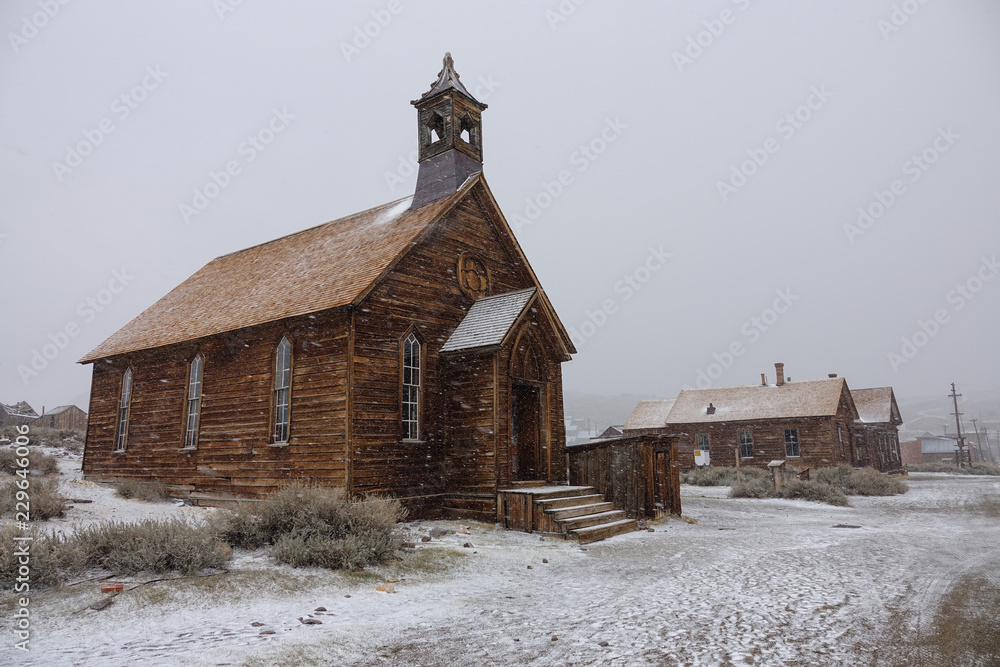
(402, 332), (421, 440)
(739, 431), (753, 458)
(784, 429), (800, 458)
(273, 337), (291, 443)
(837, 424), (845, 457)
(114, 368), (133, 452)
(696, 433), (709, 452)
(183, 354), (203, 449)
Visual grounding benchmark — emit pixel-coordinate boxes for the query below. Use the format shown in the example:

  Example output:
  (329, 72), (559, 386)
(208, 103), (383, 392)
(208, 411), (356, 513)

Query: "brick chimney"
(828, 373), (838, 378)
(775, 362), (785, 387)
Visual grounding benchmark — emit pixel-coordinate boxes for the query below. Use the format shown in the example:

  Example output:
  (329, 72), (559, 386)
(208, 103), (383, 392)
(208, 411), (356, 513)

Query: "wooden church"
(80, 55), (577, 521)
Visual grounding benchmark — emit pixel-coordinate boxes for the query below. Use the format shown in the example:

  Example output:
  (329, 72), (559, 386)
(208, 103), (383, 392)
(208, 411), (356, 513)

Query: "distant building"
(901, 432), (970, 465)
(35, 405), (88, 431)
(592, 425), (625, 441)
(851, 387), (904, 472)
(1, 401), (39, 427)
(564, 417), (598, 446)
(624, 364), (904, 472)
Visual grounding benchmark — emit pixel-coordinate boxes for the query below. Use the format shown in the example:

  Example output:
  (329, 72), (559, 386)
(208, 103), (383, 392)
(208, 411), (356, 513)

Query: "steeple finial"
(412, 52), (485, 107)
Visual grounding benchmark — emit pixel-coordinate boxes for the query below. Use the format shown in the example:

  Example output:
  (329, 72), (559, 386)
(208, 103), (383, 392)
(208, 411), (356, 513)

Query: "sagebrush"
(0, 518), (231, 591)
(0, 448), (60, 476)
(814, 466), (908, 496)
(212, 483), (406, 570)
(0, 477), (68, 520)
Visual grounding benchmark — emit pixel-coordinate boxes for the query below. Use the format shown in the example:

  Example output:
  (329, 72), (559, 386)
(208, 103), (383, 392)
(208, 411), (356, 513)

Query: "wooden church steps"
(571, 519), (639, 545)
(498, 485), (638, 543)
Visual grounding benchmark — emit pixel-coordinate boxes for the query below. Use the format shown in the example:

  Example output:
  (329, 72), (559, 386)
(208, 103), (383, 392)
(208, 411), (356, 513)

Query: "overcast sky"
(2, 0), (999, 414)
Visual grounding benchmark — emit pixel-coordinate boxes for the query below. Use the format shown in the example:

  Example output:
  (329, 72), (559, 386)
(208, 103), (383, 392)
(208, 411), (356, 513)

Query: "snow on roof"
(665, 378), (849, 424)
(1, 401), (38, 418)
(624, 399), (676, 431)
(852, 387), (898, 424)
(439, 288), (536, 353)
(78, 182), (475, 363)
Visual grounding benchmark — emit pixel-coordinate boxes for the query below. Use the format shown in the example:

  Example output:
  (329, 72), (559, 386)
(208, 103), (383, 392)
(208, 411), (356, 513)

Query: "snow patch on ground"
(3, 469), (999, 666)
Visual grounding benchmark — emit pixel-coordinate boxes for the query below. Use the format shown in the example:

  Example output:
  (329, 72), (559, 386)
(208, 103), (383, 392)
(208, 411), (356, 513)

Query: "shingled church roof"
(80, 176), (573, 363)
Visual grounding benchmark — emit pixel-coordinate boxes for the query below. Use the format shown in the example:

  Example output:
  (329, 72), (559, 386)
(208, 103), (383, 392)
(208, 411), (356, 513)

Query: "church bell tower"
(410, 53), (487, 209)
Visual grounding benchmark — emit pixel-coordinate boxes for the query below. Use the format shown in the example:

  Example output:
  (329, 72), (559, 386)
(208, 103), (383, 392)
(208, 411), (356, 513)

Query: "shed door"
(512, 383), (541, 481)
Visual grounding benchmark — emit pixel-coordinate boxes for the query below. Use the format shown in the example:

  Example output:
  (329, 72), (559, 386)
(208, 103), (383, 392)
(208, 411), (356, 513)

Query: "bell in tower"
(410, 53), (487, 209)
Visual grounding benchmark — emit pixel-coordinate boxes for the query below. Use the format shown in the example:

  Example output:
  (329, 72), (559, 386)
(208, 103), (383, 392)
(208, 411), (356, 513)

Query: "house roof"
(440, 288), (535, 353)
(852, 387), (901, 425)
(43, 405), (83, 416)
(665, 378), (851, 424)
(79, 175), (575, 363)
(1, 402), (38, 418)
(624, 399), (677, 431)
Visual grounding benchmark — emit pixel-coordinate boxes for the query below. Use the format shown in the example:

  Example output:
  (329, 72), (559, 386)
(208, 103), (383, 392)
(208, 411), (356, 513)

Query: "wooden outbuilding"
(35, 405), (88, 431)
(850, 387), (904, 472)
(79, 55), (578, 521)
(1, 401), (39, 427)
(624, 364), (896, 472)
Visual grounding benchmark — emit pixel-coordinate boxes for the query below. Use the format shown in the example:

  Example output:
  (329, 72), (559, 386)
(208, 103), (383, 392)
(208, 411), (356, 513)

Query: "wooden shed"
(78, 55), (577, 521)
(35, 405), (88, 431)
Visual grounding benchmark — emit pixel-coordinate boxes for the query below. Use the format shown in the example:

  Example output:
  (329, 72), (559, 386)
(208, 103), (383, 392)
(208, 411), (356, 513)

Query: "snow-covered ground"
(4, 466), (999, 666)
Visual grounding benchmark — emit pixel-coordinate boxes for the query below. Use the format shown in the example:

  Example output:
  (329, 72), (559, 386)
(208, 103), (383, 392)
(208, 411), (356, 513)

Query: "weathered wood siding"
(82, 311), (350, 497)
(349, 193), (538, 513)
(567, 436), (681, 518)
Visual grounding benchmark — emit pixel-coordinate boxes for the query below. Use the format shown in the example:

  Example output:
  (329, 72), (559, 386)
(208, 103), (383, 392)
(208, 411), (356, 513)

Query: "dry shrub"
(214, 483), (406, 570)
(729, 477), (775, 499)
(114, 478), (171, 502)
(729, 477), (849, 506)
(0, 525), (84, 590)
(0, 519), (231, 590)
(682, 466), (769, 486)
(72, 519), (230, 576)
(907, 461), (1000, 476)
(0, 477), (68, 520)
(779, 479), (849, 506)
(814, 466), (908, 496)
(0, 448), (60, 476)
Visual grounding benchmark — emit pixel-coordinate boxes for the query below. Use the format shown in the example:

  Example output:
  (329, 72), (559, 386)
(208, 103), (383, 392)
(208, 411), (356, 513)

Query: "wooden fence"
(565, 435), (681, 519)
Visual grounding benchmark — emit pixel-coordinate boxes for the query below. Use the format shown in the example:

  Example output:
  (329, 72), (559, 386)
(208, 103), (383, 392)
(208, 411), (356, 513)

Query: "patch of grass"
(113, 477), (171, 502)
(0, 477), (68, 520)
(388, 547), (467, 576)
(0, 447), (60, 475)
(964, 495), (1000, 518)
(907, 461), (1000, 476)
(212, 483), (406, 570)
(814, 466), (908, 496)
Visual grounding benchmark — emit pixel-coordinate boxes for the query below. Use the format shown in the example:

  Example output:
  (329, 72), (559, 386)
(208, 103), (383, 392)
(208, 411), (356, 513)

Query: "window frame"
(696, 433), (710, 453)
(738, 430), (754, 459)
(271, 336), (292, 444)
(784, 428), (801, 458)
(400, 330), (423, 442)
(113, 367), (133, 453)
(181, 353), (204, 450)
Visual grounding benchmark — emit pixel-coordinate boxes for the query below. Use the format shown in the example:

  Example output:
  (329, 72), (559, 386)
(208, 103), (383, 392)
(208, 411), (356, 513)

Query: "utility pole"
(949, 383), (966, 468)
(971, 419), (986, 463)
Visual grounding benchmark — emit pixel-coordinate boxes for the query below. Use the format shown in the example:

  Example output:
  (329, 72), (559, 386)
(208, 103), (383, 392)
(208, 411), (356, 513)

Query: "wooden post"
(734, 445), (742, 486)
